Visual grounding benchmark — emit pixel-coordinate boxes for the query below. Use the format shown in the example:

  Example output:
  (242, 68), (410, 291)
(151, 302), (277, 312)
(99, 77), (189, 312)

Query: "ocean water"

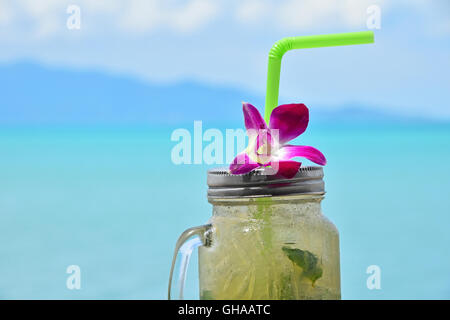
(0, 123), (449, 299)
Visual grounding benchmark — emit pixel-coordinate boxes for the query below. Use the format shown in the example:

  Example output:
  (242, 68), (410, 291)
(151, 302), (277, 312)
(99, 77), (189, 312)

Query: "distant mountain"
(0, 63), (433, 126)
(310, 104), (427, 124)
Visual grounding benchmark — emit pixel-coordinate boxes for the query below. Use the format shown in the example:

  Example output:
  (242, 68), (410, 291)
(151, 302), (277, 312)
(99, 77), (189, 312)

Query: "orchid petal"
(278, 145), (327, 165)
(270, 160), (301, 179)
(229, 151), (260, 175)
(243, 102), (267, 134)
(269, 103), (309, 144)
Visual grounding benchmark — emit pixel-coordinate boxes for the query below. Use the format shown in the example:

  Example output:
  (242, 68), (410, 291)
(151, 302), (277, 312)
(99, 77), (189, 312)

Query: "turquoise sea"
(1, 123), (449, 299)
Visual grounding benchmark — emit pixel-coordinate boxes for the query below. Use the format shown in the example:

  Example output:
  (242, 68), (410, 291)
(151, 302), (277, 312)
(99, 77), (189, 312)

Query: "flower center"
(247, 130), (280, 164)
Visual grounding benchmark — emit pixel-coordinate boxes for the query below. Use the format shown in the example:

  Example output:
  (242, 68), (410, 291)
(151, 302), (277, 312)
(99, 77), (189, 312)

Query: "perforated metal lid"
(207, 166), (325, 198)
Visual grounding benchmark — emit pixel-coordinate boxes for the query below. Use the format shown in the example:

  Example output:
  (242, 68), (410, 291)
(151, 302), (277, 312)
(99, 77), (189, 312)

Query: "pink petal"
(229, 152), (260, 175)
(243, 102), (267, 133)
(269, 103), (309, 144)
(270, 160), (302, 179)
(278, 145), (327, 165)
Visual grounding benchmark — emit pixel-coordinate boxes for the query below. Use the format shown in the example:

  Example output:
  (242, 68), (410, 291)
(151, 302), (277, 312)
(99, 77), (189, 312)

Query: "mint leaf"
(282, 246), (323, 286)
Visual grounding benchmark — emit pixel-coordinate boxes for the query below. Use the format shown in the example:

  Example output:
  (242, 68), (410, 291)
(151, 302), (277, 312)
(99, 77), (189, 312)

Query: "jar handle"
(168, 224), (213, 300)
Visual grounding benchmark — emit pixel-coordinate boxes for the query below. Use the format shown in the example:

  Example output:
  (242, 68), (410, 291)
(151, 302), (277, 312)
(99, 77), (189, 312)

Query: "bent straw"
(264, 31), (374, 122)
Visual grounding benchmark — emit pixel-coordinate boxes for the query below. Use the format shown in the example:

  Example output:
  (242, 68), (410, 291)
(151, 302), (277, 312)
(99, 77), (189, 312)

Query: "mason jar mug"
(168, 166), (340, 300)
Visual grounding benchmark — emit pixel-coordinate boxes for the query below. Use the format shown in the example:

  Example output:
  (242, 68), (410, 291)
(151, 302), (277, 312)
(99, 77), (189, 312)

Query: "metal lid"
(207, 166), (325, 198)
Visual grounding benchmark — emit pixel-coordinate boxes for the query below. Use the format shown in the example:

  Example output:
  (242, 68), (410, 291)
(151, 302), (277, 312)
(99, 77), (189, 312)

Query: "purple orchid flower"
(229, 102), (326, 179)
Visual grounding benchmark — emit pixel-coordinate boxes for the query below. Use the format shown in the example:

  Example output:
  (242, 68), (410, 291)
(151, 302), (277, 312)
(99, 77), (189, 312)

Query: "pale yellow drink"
(199, 194), (340, 300)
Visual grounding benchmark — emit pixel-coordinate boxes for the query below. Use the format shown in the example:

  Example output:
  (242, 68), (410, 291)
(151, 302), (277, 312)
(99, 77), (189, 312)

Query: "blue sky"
(0, 0), (449, 119)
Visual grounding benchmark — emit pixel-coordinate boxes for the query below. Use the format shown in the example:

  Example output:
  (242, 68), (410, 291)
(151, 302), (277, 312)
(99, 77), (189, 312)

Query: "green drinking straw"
(264, 31), (374, 122)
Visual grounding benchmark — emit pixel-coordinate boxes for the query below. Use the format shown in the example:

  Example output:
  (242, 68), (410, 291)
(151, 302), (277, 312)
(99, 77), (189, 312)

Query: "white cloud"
(1, 0), (447, 38)
(233, 0), (388, 31)
(235, 0), (270, 24)
(171, 0), (218, 33)
(278, 0), (339, 30)
(120, 0), (218, 33)
(22, 1), (64, 38)
(0, 0), (219, 38)
(1, 0), (66, 39)
(0, 0), (13, 25)
(119, 0), (163, 33)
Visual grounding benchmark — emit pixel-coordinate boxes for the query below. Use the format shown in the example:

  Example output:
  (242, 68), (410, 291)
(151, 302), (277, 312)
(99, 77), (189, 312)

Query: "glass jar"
(168, 166), (340, 300)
